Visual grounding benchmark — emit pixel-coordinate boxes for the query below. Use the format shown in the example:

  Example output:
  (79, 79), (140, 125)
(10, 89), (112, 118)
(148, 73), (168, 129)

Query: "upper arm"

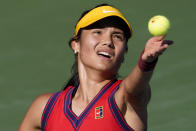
(117, 64), (152, 109)
(126, 83), (151, 107)
(18, 93), (52, 131)
(115, 83), (151, 131)
(116, 82), (151, 111)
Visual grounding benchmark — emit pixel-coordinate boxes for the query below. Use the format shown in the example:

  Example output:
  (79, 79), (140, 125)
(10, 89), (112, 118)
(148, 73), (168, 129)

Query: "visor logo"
(102, 9), (118, 13)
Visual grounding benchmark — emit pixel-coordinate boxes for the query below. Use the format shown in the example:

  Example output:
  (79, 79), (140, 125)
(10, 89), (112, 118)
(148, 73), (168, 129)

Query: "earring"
(74, 50), (78, 54)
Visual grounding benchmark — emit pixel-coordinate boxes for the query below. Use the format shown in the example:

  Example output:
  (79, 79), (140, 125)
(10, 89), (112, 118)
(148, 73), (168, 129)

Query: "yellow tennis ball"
(148, 15), (170, 36)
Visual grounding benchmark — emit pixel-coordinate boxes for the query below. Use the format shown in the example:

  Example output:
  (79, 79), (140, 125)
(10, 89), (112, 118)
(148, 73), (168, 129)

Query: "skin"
(18, 27), (172, 131)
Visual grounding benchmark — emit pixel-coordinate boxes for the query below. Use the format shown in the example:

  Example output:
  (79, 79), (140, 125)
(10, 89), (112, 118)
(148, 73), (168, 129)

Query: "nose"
(101, 35), (115, 49)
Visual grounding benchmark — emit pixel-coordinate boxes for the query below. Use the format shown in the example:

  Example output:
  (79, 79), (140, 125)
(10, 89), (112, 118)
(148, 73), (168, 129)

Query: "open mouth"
(97, 51), (111, 59)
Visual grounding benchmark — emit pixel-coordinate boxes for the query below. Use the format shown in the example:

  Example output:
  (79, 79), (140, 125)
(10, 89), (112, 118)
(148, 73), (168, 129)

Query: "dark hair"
(63, 4), (130, 90)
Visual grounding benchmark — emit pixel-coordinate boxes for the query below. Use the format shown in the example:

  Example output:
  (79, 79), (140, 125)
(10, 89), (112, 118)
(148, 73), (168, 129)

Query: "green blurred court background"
(0, 0), (195, 130)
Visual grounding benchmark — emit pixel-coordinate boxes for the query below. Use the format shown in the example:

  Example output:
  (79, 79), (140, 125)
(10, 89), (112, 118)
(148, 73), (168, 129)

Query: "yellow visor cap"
(75, 6), (132, 38)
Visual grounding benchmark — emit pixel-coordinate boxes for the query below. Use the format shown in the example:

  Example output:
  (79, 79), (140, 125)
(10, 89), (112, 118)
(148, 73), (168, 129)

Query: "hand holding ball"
(148, 15), (170, 36)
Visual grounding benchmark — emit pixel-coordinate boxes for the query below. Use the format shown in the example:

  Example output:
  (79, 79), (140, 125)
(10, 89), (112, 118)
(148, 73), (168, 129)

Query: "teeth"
(98, 52), (110, 56)
(98, 51), (111, 58)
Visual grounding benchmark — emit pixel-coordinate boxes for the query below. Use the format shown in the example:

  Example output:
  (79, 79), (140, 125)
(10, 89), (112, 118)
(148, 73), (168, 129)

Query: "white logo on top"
(102, 9), (118, 13)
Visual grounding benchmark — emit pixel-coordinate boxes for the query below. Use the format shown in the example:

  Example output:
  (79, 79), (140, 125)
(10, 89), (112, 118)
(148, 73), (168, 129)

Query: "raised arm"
(122, 35), (173, 106)
(116, 35), (173, 108)
(115, 35), (173, 130)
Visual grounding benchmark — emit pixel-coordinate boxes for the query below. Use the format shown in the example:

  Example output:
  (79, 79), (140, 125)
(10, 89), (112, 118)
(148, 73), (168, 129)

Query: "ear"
(71, 37), (80, 54)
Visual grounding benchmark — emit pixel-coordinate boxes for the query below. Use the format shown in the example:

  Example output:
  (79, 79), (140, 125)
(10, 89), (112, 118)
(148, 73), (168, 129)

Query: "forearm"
(123, 64), (153, 95)
(123, 50), (157, 95)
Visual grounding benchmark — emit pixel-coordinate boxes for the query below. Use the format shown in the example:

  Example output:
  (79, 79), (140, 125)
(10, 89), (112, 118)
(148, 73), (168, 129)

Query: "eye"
(113, 34), (124, 41)
(93, 29), (102, 35)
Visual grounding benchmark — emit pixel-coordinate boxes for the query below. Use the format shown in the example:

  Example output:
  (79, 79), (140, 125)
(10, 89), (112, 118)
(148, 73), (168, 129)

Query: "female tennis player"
(18, 4), (173, 131)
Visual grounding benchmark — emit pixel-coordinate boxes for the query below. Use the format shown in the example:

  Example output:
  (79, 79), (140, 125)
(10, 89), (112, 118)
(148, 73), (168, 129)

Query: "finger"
(158, 48), (167, 55)
(162, 40), (174, 45)
(154, 34), (167, 41)
(159, 43), (168, 50)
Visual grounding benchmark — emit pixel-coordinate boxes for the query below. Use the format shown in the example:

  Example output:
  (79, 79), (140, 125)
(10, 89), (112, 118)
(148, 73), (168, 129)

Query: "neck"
(75, 59), (116, 102)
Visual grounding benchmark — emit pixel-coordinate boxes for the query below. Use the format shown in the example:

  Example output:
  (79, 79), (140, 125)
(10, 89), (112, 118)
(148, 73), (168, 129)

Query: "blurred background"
(0, 0), (195, 130)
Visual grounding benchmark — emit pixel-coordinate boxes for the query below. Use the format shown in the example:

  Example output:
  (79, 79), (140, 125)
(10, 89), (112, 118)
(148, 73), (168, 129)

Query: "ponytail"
(63, 57), (79, 90)
(63, 35), (80, 90)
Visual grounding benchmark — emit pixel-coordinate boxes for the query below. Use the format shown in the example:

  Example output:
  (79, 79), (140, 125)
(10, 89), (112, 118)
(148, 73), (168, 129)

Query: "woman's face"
(74, 27), (126, 75)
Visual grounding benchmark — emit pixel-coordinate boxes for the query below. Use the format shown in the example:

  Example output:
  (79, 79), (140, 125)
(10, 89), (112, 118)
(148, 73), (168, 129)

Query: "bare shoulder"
(18, 93), (53, 131)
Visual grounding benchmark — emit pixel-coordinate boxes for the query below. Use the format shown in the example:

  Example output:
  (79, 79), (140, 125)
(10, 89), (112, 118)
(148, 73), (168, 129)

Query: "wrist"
(138, 50), (158, 72)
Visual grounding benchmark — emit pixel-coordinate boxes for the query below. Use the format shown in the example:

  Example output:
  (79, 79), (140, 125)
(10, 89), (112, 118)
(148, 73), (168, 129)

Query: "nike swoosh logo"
(102, 9), (118, 13)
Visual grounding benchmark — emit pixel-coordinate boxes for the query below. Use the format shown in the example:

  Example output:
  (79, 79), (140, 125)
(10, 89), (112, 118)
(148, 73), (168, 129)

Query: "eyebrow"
(112, 31), (124, 35)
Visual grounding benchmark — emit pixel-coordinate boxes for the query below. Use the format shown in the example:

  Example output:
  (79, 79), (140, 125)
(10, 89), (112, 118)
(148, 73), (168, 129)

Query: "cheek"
(114, 45), (126, 65)
(116, 44), (126, 58)
(80, 39), (96, 54)
(81, 45), (91, 54)
(79, 37), (97, 61)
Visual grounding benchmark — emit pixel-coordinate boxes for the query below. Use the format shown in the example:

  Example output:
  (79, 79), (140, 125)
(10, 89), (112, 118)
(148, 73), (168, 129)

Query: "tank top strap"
(41, 86), (74, 131)
(109, 79), (122, 91)
(108, 80), (134, 131)
(41, 91), (62, 131)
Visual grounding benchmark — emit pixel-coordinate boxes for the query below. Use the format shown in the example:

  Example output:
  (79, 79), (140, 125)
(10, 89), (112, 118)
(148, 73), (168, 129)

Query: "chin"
(96, 64), (119, 75)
